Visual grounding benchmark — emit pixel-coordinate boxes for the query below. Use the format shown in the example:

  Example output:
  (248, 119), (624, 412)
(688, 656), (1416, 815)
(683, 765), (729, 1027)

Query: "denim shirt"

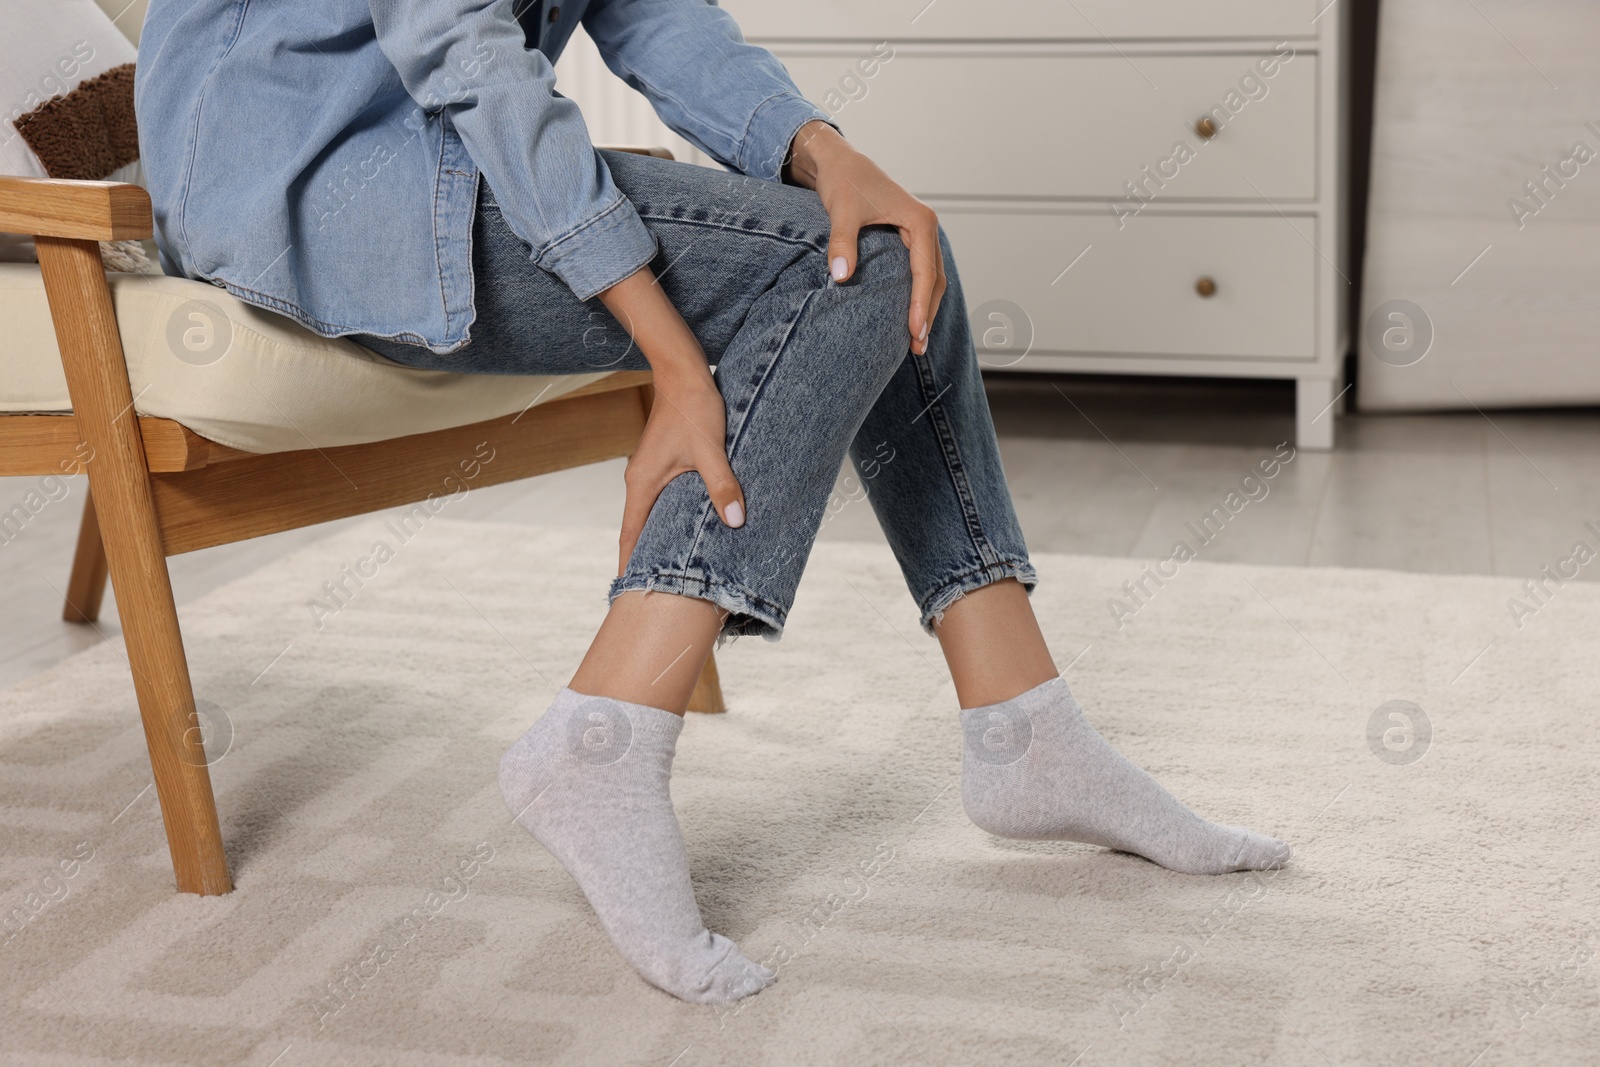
(134, 0), (834, 354)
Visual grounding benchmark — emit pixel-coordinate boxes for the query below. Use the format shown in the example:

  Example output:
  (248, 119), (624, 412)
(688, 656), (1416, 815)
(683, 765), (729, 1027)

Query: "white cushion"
(0, 263), (610, 454)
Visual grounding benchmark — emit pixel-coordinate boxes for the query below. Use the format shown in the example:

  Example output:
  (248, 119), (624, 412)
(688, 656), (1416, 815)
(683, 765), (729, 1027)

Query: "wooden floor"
(4, 373), (1597, 691)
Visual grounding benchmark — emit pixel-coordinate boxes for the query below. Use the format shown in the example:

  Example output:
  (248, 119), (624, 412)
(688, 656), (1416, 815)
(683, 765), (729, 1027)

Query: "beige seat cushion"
(0, 264), (610, 454)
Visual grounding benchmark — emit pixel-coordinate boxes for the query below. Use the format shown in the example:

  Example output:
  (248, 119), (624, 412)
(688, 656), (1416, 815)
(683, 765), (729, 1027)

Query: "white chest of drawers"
(719, 0), (1353, 449)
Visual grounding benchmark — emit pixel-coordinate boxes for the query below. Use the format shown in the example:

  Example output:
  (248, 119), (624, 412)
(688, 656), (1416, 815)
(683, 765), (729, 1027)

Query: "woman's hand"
(784, 120), (946, 356)
(620, 374), (743, 574)
(598, 267), (745, 575)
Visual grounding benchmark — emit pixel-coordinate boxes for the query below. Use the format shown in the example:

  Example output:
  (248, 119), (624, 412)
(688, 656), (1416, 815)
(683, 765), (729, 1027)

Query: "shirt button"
(548, 6), (560, 21)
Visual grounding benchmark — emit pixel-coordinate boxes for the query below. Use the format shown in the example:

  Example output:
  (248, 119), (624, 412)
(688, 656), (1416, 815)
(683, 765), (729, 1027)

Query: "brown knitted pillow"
(15, 63), (140, 181)
(6, 61), (157, 272)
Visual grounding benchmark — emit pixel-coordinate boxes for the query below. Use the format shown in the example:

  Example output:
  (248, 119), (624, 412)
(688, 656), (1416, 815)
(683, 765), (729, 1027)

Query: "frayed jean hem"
(608, 569), (789, 643)
(917, 556), (1039, 636)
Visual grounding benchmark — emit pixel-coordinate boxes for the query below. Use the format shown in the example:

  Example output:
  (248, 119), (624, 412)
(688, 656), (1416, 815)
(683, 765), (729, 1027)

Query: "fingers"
(617, 460), (660, 576)
(700, 449), (746, 529)
(903, 210), (944, 356)
(827, 216), (862, 284)
(617, 450), (746, 575)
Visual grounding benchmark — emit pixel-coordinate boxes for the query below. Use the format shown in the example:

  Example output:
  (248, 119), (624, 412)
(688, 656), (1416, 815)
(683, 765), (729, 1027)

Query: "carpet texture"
(2, 517), (1596, 1066)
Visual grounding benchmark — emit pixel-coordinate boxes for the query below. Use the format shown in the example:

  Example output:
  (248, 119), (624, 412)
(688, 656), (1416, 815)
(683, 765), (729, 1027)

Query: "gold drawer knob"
(1195, 276), (1217, 298)
(1195, 117), (1218, 140)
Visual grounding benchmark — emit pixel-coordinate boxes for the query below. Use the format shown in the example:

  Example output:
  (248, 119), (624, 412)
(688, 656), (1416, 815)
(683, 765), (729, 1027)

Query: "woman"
(136, 0), (1289, 1006)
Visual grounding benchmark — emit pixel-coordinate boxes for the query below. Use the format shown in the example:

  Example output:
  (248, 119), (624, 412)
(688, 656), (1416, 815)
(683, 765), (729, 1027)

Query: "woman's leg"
(934, 580), (1058, 707)
(844, 228), (1289, 875)
(364, 150), (917, 669)
(568, 590), (723, 713)
(363, 150), (921, 1003)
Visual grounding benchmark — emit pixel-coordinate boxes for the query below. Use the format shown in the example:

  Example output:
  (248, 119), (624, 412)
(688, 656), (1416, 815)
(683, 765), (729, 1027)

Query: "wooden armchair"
(0, 152), (723, 897)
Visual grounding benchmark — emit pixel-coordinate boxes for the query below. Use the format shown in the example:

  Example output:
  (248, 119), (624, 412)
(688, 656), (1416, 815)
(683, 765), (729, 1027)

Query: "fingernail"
(725, 501), (745, 528)
(918, 320), (930, 343)
(830, 256), (848, 282)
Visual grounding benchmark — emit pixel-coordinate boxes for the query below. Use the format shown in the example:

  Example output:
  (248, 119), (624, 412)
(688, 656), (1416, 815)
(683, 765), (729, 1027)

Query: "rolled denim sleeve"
(369, 0), (657, 300)
(581, 0), (840, 181)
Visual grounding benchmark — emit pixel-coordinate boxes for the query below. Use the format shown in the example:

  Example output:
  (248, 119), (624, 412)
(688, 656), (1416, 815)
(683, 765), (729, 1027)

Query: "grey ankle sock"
(960, 678), (1290, 875)
(498, 688), (774, 1004)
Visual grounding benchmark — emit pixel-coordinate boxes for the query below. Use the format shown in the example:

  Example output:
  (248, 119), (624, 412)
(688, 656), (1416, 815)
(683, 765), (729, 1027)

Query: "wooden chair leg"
(687, 651), (726, 714)
(36, 235), (232, 895)
(63, 492), (109, 623)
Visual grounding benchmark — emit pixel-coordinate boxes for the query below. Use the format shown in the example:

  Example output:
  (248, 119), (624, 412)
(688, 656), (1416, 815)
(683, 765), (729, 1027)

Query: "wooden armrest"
(594, 145), (675, 161)
(0, 176), (152, 241)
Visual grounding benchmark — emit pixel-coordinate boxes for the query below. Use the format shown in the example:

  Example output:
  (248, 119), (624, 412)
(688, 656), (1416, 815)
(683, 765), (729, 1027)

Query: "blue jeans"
(358, 149), (1036, 639)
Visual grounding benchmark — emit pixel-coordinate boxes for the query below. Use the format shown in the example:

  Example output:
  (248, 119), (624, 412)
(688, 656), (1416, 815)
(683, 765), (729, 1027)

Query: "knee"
(852, 226), (914, 296)
(838, 227), (915, 374)
(850, 223), (962, 320)
(831, 226), (913, 360)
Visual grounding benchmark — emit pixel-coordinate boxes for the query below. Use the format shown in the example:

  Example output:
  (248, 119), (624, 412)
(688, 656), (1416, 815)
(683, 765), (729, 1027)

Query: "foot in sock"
(960, 678), (1290, 875)
(498, 688), (774, 1004)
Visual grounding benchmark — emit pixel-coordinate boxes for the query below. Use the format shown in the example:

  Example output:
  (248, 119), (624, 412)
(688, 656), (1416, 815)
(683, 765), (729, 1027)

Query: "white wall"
(92, 0), (146, 45)
(1359, 0), (1600, 410)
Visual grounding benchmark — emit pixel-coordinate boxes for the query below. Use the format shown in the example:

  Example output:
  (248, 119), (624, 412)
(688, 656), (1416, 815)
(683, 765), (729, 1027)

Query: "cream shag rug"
(1, 518), (1597, 1067)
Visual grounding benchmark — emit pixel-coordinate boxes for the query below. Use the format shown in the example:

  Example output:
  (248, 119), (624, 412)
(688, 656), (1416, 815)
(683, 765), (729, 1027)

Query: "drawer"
(722, 1), (1322, 42)
(774, 51), (1317, 201)
(939, 210), (1317, 360)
